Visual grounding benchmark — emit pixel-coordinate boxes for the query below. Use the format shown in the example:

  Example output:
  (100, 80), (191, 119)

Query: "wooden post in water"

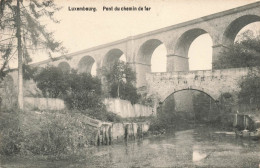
(125, 124), (129, 142)
(108, 126), (112, 145)
(244, 115), (247, 130)
(234, 114), (238, 127)
(96, 129), (100, 146)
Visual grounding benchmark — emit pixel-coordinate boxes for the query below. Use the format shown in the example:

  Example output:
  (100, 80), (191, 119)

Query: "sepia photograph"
(0, 0), (260, 167)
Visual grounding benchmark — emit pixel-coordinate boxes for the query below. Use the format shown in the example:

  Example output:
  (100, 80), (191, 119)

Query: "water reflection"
(1, 126), (260, 168)
(192, 151), (207, 162)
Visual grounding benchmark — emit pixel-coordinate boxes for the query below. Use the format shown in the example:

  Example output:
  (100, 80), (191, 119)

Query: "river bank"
(1, 125), (259, 168)
(0, 110), (151, 157)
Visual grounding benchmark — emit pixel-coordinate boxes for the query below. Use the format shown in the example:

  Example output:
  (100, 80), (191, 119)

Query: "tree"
(0, 0), (65, 110)
(101, 61), (140, 104)
(64, 70), (103, 110)
(238, 68), (260, 110)
(213, 30), (260, 69)
(34, 66), (68, 98)
(34, 66), (104, 110)
(213, 30), (260, 111)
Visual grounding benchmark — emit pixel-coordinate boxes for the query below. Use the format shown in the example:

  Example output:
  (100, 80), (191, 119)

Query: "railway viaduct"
(24, 1), (260, 88)
(3, 2), (260, 109)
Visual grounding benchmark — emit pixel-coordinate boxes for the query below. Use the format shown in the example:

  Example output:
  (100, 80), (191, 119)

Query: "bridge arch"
(78, 56), (96, 74)
(159, 89), (220, 122)
(136, 39), (166, 64)
(162, 88), (218, 104)
(174, 29), (211, 57)
(136, 39), (167, 87)
(223, 14), (260, 45)
(174, 29), (213, 66)
(102, 48), (125, 68)
(159, 85), (220, 103)
(58, 62), (70, 73)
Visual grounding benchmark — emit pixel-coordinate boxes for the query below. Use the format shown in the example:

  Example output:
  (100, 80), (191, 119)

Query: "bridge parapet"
(146, 67), (250, 102)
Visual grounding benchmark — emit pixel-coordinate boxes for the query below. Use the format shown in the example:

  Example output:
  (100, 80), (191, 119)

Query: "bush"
(63, 71), (103, 110)
(34, 66), (69, 98)
(110, 82), (140, 104)
(34, 67), (111, 120)
(149, 96), (177, 133)
(0, 110), (98, 157)
(238, 68), (260, 109)
(0, 111), (24, 155)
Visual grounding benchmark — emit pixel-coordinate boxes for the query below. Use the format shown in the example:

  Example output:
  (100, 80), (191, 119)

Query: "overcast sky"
(49, 0), (258, 52)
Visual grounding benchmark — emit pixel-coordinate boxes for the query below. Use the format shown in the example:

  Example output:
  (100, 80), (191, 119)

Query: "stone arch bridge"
(26, 2), (260, 89)
(145, 68), (250, 104)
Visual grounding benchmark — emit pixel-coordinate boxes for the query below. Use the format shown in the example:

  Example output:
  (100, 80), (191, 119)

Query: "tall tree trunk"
(16, 0), (23, 110)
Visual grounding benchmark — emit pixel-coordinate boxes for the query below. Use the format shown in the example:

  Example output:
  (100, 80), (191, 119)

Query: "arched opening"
(58, 62), (70, 73)
(158, 89), (220, 129)
(78, 56), (96, 76)
(136, 39), (166, 87)
(175, 29), (213, 71)
(103, 49), (126, 69)
(91, 63), (97, 76)
(188, 34), (212, 70)
(234, 22), (260, 42)
(151, 44), (167, 72)
(223, 15), (260, 45)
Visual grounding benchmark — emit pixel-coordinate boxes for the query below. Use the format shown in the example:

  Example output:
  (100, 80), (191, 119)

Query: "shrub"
(0, 110), (98, 157)
(149, 96), (177, 133)
(0, 111), (24, 155)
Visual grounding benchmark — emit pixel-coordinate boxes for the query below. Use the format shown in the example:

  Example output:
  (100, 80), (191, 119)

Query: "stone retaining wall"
(104, 98), (154, 118)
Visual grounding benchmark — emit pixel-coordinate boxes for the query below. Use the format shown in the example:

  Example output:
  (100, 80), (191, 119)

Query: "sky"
(2, 0), (260, 73)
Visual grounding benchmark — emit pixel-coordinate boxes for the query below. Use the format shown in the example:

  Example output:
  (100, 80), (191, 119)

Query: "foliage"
(33, 66), (122, 122)
(212, 30), (260, 112)
(212, 30), (260, 111)
(110, 82), (140, 104)
(23, 64), (38, 80)
(0, 75), (17, 110)
(149, 96), (177, 133)
(238, 68), (260, 110)
(213, 30), (260, 69)
(34, 66), (68, 98)
(138, 92), (157, 107)
(0, 0), (65, 77)
(101, 61), (140, 104)
(0, 110), (23, 155)
(34, 66), (104, 110)
(63, 70), (103, 110)
(0, 0), (66, 109)
(103, 61), (136, 84)
(0, 110), (99, 156)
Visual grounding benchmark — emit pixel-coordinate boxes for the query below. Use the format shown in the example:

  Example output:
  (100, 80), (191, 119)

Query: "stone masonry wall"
(104, 98), (154, 118)
(146, 67), (250, 102)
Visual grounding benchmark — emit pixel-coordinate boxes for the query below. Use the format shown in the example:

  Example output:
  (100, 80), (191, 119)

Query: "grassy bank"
(0, 110), (100, 158)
